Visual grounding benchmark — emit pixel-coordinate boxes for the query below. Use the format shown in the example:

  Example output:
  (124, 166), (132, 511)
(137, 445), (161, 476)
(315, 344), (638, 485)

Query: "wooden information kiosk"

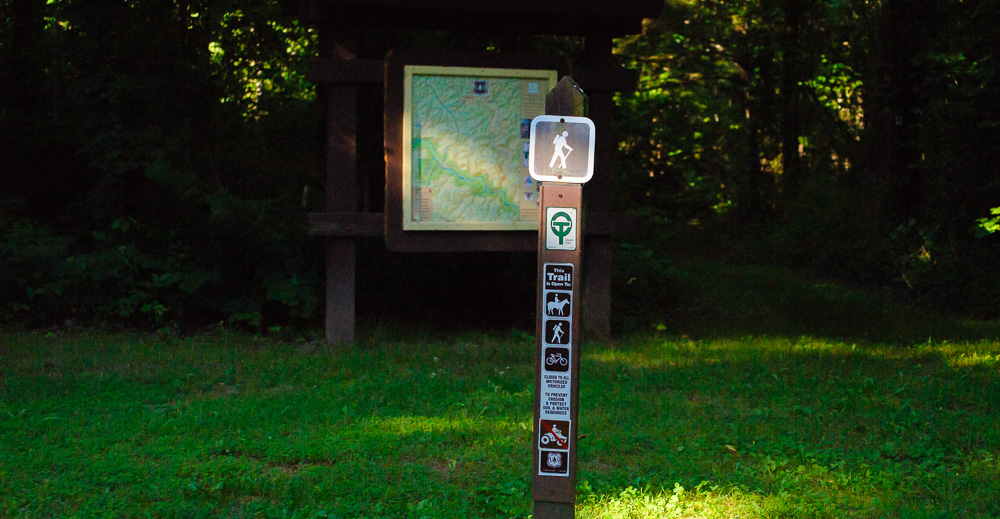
(284, 0), (663, 343)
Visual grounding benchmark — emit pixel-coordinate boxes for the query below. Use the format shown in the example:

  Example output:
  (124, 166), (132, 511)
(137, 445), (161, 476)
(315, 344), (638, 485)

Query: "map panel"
(403, 66), (556, 230)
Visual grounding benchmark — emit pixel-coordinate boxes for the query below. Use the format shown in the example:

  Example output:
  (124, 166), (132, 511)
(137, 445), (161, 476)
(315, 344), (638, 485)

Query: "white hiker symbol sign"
(549, 131), (573, 169)
(528, 115), (596, 183)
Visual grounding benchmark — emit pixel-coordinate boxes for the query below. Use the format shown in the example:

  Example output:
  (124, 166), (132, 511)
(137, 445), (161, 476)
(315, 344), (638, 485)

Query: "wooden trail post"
(531, 77), (591, 518)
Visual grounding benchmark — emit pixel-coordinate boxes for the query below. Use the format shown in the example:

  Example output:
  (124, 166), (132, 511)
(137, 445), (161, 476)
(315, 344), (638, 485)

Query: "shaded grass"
(613, 223), (1000, 344)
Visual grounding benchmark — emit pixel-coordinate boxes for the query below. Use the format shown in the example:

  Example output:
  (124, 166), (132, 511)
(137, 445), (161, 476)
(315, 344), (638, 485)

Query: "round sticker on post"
(528, 115), (595, 184)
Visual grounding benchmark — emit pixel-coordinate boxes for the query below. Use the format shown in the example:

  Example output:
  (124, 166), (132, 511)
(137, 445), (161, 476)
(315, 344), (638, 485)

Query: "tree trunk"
(779, 0), (803, 200)
(868, 0), (923, 223)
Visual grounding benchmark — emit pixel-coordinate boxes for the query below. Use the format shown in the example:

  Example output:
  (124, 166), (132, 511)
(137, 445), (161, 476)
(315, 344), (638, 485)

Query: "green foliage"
(0, 0), (322, 328)
(976, 207), (1000, 236)
(614, 0), (867, 223)
(615, 0), (760, 220)
(4, 0), (1000, 326)
(0, 217), (218, 327)
(612, 0), (1000, 318)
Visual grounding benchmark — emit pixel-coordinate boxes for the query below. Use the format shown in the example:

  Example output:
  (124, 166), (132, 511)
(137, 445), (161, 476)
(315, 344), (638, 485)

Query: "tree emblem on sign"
(550, 211), (573, 245)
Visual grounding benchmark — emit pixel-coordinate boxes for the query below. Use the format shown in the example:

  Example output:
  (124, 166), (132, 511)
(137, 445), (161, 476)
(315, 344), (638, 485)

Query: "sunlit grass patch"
(937, 343), (1000, 368)
(578, 482), (766, 518)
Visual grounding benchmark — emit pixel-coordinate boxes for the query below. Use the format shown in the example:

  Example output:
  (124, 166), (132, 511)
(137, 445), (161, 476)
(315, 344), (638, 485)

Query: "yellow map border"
(403, 65), (558, 231)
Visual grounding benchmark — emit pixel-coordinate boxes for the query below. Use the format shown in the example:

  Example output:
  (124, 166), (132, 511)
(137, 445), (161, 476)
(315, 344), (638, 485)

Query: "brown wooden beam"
(581, 35), (617, 340)
(573, 66), (639, 94)
(308, 212), (384, 236)
(322, 30), (361, 345)
(308, 58), (384, 85)
(307, 211), (629, 237)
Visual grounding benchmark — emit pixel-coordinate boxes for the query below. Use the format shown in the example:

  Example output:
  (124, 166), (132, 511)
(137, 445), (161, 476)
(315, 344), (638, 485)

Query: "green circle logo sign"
(550, 212), (573, 245)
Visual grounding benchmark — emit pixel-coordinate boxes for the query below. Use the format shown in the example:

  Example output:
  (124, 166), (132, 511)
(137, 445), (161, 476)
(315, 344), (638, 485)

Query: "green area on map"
(411, 75), (530, 226)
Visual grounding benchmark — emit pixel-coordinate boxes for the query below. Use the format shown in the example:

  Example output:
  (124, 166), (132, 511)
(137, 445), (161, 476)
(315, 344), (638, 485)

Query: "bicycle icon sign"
(546, 352), (568, 367)
(543, 347), (570, 372)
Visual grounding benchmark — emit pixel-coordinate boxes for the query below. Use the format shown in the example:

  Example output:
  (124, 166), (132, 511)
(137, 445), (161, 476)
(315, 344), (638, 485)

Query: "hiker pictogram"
(545, 319), (569, 345)
(528, 115), (596, 184)
(548, 131), (574, 169)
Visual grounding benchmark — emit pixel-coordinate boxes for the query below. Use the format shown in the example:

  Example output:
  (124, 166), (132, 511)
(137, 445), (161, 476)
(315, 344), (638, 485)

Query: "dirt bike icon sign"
(539, 420), (570, 450)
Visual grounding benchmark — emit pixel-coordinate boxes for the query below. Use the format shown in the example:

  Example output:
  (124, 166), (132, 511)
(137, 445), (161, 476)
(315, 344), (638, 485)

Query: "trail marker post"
(530, 77), (592, 518)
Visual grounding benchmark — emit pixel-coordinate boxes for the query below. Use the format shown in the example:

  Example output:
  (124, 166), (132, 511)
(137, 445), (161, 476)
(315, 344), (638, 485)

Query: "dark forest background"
(3, 0), (999, 332)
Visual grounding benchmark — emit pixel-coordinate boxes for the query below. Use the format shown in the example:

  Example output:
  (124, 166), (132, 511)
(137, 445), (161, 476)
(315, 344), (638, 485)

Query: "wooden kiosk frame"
(288, 0), (663, 344)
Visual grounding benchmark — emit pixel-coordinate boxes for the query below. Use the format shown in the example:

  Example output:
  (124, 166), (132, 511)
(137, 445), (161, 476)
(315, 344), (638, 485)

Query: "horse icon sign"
(545, 292), (571, 317)
(528, 115), (595, 183)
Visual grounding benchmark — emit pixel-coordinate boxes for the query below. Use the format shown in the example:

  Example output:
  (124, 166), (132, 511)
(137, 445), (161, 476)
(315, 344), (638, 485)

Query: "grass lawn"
(2, 263), (999, 517)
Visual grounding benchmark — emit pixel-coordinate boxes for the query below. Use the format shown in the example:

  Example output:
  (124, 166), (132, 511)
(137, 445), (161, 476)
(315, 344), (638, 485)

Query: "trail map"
(403, 66), (555, 230)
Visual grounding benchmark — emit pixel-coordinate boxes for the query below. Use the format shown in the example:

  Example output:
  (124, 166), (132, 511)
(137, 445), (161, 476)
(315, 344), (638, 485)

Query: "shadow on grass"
(614, 244), (1000, 347)
(610, 219), (1000, 347)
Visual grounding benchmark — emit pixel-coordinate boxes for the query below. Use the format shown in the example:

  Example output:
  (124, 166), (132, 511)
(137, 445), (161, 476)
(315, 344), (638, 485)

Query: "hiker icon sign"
(528, 115), (595, 183)
(545, 318), (570, 345)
